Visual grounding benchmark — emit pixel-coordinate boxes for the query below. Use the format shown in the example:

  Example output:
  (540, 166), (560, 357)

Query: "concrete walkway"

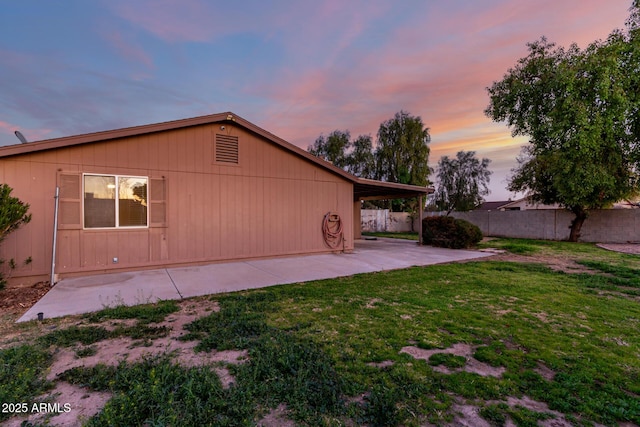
(18, 238), (493, 322)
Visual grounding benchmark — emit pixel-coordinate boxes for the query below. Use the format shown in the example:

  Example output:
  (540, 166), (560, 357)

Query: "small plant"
(422, 216), (482, 249)
(0, 345), (53, 422)
(428, 353), (467, 369)
(86, 300), (179, 324)
(479, 403), (509, 426)
(75, 345), (98, 358)
(38, 325), (111, 347)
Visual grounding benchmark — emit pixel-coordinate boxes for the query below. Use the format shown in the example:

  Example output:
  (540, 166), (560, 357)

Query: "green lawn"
(362, 231), (419, 240)
(2, 239), (639, 426)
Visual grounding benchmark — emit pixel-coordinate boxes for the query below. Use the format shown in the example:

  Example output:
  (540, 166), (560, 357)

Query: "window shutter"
(58, 172), (82, 229)
(215, 134), (239, 164)
(149, 177), (167, 227)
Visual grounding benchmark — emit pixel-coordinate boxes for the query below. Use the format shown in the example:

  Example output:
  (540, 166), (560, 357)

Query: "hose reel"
(322, 212), (344, 249)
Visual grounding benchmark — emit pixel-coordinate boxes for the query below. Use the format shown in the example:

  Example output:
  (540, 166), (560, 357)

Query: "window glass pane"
(84, 175), (116, 228)
(119, 177), (148, 227)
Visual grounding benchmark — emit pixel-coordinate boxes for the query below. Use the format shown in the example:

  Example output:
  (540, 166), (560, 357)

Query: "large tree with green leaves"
(374, 110), (431, 187)
(485, 4), (640, 241)
(432, 151), (492, 215)
(307, 130), (352, 170)
(308, 130), (376, 179)
(346, 135), (376, 179)
(375, 111), (431, 214)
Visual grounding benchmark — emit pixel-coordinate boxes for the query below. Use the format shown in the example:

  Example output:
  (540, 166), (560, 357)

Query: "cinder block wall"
(430, 209), (640, 243)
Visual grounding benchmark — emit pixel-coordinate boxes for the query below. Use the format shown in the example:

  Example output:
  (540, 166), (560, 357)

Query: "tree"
(375, 111), (431, 214)
(432, 151), (492, 215)
(375, 110), (431, 187)
(308, 111), (431, 214)
(0, 184), (31, 288)
(485, 6), (640, 241)
(345, 135), (375, 179)
(307, 130), (351, 170)
(308, 130), (376, 178)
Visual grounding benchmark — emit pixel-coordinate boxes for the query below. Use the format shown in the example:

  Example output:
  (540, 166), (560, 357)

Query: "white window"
(83, 174), (148, 228)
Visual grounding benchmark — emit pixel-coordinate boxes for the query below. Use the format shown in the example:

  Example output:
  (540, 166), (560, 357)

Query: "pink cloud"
(104, 30), (154, 69)
(110, 0), (225, 42)
(252, 0), (628, 149)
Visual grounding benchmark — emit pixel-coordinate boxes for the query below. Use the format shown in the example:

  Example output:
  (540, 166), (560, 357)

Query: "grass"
(362, 231), (419, 240)
(0, 344), (53, 422)
(85, 299), (179, 324)
(2, 239), (640, 426)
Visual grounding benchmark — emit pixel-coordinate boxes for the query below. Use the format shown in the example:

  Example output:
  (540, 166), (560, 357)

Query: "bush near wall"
(422, 216), (482, 249)
(0, 183), (32, 289)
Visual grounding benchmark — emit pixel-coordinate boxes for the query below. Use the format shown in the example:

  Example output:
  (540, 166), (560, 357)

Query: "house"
(0, 112), (429, 285)
(477, 198), (559, 211)
(479, 197), (639, 211)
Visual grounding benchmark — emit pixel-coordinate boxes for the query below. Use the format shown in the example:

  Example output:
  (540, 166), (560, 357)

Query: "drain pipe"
(50, 186), (60, 286)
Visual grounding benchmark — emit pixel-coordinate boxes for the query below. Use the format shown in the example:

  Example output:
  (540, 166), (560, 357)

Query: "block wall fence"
(362, 209), (640, 243)
(444, 209), (640, 243)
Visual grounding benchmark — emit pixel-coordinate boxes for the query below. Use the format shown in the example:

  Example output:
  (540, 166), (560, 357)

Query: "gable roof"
(0, 112), (431, 200)
(476, 201), (512, 211)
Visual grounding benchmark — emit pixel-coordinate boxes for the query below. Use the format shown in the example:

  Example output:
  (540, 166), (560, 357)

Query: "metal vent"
(215, 134), (239, 164)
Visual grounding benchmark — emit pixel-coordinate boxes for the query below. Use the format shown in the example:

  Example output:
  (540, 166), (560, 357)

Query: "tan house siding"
(0, 122), (353, 283)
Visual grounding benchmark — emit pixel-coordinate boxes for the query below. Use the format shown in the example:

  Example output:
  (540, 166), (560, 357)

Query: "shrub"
(0, 184), (31, 289)
(422, 216), (482, 249)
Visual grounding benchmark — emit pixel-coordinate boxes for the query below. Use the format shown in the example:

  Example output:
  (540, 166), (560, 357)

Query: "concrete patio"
(18, 238), (493, 322)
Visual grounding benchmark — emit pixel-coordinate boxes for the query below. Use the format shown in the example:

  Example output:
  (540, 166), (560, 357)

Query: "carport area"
(18, 238), (493, 322)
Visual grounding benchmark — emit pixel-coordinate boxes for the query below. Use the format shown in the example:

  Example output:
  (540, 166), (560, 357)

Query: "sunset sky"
(0, 1), (632, 199)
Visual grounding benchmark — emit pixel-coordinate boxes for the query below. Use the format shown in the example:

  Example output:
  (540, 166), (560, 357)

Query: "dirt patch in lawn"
(4, 298), (252, 427)
(400, 342), (506, 378)
(257, 404), (296, 427)
(481, 252), (597, 274)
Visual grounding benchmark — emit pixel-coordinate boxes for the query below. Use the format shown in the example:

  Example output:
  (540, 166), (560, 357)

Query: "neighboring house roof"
(477, 201), (512, 211)
(0, 112), (431, 201)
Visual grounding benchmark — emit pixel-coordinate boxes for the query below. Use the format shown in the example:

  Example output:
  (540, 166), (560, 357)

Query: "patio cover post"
(418, 194), (423, 245)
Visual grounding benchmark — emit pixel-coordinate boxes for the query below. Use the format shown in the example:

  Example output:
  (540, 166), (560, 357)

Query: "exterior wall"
(434, 210), (640, 243)
(0, 123), (354, 283)
(361, 209), (417, 233)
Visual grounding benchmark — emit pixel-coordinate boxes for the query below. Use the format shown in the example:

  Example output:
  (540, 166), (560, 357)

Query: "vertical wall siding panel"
(128, 231), (150, 264)
(262, 177), (271, 256)
(212, 174), (221, 259)
(219, 174), (230, 257)
(82, 233), (96, 268)
(148, 135), (158, 171)
(57, 231), (81, 272)
(149, 229), (165, 262)
(201, 174), (212, 259)
(246, 136), (256, 177)
(254, 177), (264, 256)
(250, 176), (259, 256)
(193, 173), (205, 260)
(177, 130), (189, 175)
(230, 175), (241, 256)
(176, 174), (190, 260)
(231, 176), (242, 256)
(30, 164), (56, 275)
(61, 146), (83, 167)
(81, 143), (95, 167)
(106, 232), (119, 267)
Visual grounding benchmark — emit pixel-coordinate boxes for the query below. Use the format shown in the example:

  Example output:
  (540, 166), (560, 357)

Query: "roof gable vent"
(215, 134), (239, 164)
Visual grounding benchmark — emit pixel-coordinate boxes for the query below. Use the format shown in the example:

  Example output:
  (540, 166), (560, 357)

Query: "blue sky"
(0, 0), (631, 199)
